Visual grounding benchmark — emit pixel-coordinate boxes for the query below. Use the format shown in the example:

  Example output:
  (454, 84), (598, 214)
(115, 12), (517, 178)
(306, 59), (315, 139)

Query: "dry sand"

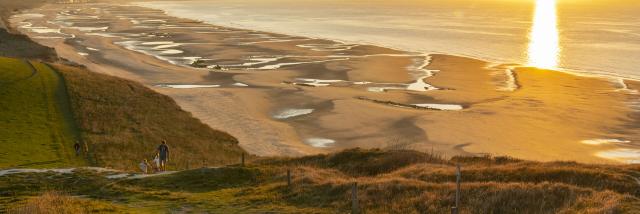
(9, 2), (640, 163)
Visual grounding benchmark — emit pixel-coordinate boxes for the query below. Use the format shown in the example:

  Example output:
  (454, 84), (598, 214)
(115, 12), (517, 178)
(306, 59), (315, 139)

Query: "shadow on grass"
(121, 167), (264, 193)
(257, 148), (449, 177)
(15, 160), (62, 167)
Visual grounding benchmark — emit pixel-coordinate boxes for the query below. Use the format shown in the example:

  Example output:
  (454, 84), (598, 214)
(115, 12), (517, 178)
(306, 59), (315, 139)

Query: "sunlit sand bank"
(10, 3), (640, 163)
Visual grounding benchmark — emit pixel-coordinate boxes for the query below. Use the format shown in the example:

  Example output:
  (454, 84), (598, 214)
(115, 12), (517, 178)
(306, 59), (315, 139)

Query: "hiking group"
(139, 140), (170, 174)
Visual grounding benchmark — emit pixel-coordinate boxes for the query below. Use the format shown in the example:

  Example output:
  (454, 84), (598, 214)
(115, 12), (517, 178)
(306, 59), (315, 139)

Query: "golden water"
(528, 0), (560, 69)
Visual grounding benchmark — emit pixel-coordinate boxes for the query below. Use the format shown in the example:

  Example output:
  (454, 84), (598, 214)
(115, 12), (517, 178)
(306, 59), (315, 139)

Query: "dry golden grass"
(263, 149), (640, 213)
(6, 191), (118, 214)
(256, 148), (446, 176)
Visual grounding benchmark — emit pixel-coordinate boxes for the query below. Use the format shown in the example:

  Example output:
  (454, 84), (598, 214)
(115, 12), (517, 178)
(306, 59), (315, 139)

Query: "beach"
(10, 2), (640, 163)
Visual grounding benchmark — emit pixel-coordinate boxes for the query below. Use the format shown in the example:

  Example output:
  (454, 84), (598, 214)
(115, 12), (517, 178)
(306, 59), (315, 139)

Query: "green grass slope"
(52, 64), (244, 171)
(2, 149), (639, 213)
(0, 57), (83, 168)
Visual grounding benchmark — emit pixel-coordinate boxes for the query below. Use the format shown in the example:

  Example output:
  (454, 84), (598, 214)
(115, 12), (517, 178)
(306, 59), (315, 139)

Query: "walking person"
(83, 142), (89, 156)
(153, 153), (160, 173)
(74, 141), (81, 156)
(157, 140), (169, 171)
(139, 159), (150, 174)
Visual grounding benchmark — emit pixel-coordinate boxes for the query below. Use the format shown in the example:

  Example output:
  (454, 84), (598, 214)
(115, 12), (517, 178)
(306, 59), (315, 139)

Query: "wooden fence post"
(287, 169), (291, 189)
(451, 163), (461, 214)
(352, 182), (359, 214)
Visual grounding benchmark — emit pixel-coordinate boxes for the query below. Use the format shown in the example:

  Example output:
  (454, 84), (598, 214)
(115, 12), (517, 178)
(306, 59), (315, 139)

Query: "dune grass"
(6, 191), (125, 214)
(52, 64), (245, 171)
(1, 149), (638, 213)
(0, 57), (83, 168)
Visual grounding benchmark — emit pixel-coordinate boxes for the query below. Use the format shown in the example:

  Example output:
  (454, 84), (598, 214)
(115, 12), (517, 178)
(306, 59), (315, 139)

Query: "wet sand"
(10, 2), (640, 163)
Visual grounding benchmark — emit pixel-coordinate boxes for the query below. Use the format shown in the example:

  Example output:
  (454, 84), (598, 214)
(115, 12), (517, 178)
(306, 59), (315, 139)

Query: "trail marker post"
(451, 163), (461, 214)
(352, 182), (360, 214)
(241, 153), (245, 167)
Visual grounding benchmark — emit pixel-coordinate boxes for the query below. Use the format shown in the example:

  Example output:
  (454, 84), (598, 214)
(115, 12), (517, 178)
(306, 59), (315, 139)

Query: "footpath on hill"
(0, 57), (84, 168)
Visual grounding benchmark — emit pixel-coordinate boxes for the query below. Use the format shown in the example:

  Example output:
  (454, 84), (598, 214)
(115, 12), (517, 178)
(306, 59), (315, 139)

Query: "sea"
(136, 0), (640, 80)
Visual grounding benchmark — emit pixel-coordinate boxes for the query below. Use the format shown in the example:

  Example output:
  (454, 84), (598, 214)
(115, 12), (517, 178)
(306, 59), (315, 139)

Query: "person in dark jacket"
(157, 140), (169, 171)
(74, 141), (81, 156)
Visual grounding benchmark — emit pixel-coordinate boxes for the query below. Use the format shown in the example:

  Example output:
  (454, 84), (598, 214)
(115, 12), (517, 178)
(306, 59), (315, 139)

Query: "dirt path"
(0, 59), (38, 85)
(0, 167), (177, 180)
(45, 63), (85, 165)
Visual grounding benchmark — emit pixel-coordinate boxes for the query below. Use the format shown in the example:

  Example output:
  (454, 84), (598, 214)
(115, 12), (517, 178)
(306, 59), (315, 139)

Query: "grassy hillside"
(52, 64), (245, 171)
(0, 30), (58, 61)
(0, 57), (83, 168)
(0, 57), (244, 170)
(0, 0), (58, 60)
(0, 0), (47, 30)
(2, 149), (639, 213)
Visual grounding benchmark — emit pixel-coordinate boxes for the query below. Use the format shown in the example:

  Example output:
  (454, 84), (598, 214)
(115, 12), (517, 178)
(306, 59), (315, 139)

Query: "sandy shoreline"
(10, 2), (640, 163)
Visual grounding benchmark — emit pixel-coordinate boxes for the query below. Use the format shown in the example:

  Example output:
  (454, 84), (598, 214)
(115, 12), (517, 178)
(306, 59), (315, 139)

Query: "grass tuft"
(6, 191), (121, 214)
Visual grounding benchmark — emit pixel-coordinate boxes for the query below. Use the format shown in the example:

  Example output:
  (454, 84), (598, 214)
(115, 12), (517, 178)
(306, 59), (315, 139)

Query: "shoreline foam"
(133, 1), (640, 83)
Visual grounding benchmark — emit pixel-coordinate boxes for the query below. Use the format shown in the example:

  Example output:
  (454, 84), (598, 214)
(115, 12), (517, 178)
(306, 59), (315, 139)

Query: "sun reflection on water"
(527, 0), (560, 69)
